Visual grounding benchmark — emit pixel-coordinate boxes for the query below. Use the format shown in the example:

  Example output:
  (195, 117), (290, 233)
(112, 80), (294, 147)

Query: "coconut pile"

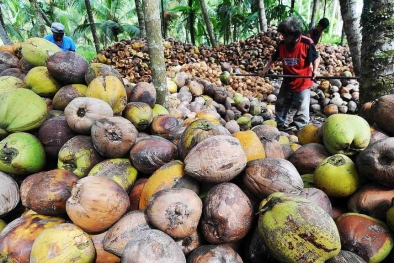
(93, 28), (359, 119)
(3, 36), (394, 263)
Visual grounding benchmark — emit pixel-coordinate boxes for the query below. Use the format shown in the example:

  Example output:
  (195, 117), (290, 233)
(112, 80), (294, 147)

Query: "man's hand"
(258, 68), (269, 77)
(312, 69), (319, 80)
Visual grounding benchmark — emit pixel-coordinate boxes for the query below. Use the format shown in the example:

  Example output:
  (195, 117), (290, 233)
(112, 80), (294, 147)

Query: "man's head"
(51, 22), (65, 42)
(316, 18), (329, 32)
(277, 17), (302, 48)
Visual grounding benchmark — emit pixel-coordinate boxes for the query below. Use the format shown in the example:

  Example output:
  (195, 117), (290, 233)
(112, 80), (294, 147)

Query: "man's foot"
(278, 125), (297, 132)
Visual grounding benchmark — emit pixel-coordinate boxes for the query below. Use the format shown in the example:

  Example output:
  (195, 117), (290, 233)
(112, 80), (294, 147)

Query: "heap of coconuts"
(93, 27), (359, 118)
(3, 35), (394, 263)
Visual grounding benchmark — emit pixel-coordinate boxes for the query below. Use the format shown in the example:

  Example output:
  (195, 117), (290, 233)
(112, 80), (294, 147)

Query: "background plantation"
(1, 0), (362, 61)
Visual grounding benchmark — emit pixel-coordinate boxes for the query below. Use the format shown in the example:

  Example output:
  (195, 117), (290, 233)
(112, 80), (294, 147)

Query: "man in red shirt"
(260, 17), (320, 131)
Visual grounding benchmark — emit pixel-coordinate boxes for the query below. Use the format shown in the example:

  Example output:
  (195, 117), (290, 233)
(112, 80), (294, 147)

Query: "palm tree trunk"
(290, 0), (295, 13)
(84, 0), (101, 54)
(188, 0), (195, 45)
(258, 0), (268, 32)
(160, 0), (167, 39)
(310, 0), (320, 28)
(143, 0), (168, 108)
(0, 6), (11, 45)
(38, 8), (51, 27)
(339, 0), (361, 77)
(360, 0), (394, 103)
(330, 0), (338, 35)
(135, 0), (146, 38)
(199, 0), (216, 47)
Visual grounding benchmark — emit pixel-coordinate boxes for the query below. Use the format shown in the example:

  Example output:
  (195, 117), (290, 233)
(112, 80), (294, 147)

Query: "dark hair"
(277, 17), (302, 38)
(318, 18), (329, 29)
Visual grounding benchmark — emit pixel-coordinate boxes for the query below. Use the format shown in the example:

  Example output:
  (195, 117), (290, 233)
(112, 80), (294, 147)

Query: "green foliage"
(320, 33), (343, 45)
(76, 45), (97, 62)
(1, 0), (345, 49)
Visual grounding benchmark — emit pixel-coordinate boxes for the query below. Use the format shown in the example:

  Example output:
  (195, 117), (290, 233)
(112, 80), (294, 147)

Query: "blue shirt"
(44, 35), (77, 51)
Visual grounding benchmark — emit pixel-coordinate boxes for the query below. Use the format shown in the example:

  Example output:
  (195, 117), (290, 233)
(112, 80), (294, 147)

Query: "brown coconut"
(298, 187), (333, 217)
(121, 229), (186, 263)
(90, 231), (120, 263)
(66, 176), (130, 233)
(52, 84), (87, 110)
(150, 114), (182, 139)
(91, 116), (138, 158)
(103, 210), (152, 256)
(0, 68), (26, 80)
(37, 115), (78, 159)
(129, 135), (178, 174)
(174, 231), (202, 256)
(336, 213), (392, 263)
(372, 94), (394, 134)
(184, 135), (247, 183)
(128, 178), (148, 211)
(356, 137), (394, 187)
(146, 188), (202, 238)
(128, 82), (157, 107)
(188, 245), (243, 263)
(289, 143), (331, 174)
(244, 158), (303, 199)
(20, 169), (79, 216)
(0, 50), (19, 68)
(201, 182), (253, 244)
(347, 183), (394, 221)
(46, 51), (89, 84)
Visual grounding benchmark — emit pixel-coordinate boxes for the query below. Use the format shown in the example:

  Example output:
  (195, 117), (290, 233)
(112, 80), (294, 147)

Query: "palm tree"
(339, 0), (361, 76)
(258, 0), (268, 32)
(310, 0), (320, 28)
(135, 0), (146, 38)
(199, 0), (216, 46)
(360, 0), (394, 103)
(74, 0), (139, 47)
(143, 0), (168, 108)
(84, 0), (100, 53)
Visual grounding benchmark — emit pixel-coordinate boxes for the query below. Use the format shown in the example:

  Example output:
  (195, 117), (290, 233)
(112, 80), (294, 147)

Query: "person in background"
(306, 18), (329, 45)
(44, 22), (76, 51)
(260, 17), (320, 132)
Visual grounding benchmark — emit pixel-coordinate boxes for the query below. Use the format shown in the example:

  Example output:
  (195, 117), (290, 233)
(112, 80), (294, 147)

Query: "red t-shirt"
(272, 36), (319, 92)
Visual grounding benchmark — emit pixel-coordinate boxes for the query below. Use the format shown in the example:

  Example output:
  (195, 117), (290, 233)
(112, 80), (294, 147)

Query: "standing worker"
(44, 22), (76, 51)
(306, 18), (329, 45)
(260, 17), (320, 131)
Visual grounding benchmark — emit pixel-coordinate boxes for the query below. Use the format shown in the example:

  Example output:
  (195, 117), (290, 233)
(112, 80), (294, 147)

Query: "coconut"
(30, 223), (96, 262)
(21, 37), (61, 66)
(25, 66), (62, 97)
(0, 171), (20, 217)
(0, 76), (26, 95)
(84, 62), (124, 85)
(52, 84), (88, 110)
(46, 51), (89, 84)
(128, 82), (157, 107)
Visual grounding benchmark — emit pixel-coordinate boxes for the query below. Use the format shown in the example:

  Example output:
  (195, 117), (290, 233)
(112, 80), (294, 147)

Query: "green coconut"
(0, 76), (26, 95)
(25, 66), (62, 97)
(123, 102), (153, 131)
(21, 37), (61, 67)
(0, 88), (48, 138)
(0, 132), (46, 175)
(152, 104), (170, 118)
